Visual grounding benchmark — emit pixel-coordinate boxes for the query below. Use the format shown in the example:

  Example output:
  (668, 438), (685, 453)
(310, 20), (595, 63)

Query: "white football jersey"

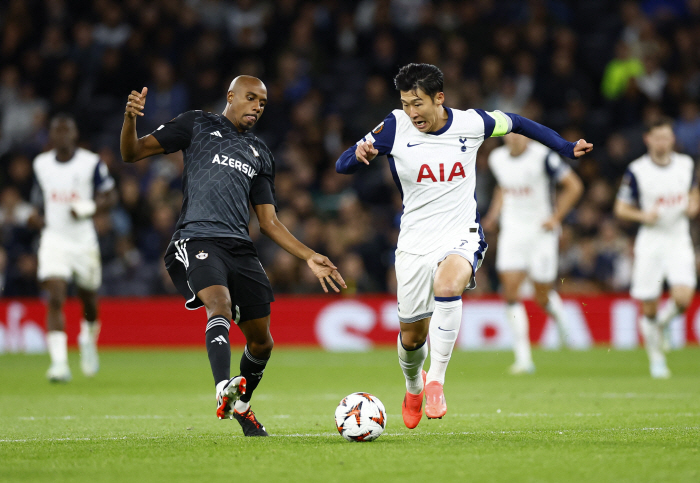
(617, 152), (696, 237)
(33, 147), (114, 244)
(356, 107), (509, 255)
(488, 142), (570, 230)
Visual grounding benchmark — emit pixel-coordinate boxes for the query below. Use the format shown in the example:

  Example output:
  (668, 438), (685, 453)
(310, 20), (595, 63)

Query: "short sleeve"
(31, 179), (44, 210)
(249, 151), (277, 208)
(151, 111), (197, 154)
(93, 160), (116, 193)
(356, 113), (397, 156)
(617, 168), (639, 205)
(544, 151), (570, 181)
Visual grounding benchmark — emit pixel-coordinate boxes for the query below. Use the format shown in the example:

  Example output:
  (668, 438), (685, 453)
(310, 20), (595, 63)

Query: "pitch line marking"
(2, 426), (698, 443)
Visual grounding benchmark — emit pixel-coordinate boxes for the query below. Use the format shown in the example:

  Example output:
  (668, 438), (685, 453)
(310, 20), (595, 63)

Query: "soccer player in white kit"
(614, 118), (698, 379)
(483, 134), (583, 374)
(336, 64), (592, 428)
(32, 114), (116, 382)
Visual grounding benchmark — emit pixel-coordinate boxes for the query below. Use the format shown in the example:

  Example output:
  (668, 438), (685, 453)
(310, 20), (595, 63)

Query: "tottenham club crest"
(196, 251), (209, 260)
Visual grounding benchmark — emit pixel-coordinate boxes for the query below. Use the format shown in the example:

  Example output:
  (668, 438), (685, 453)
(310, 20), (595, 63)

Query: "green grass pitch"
(1, 347), (699, 482)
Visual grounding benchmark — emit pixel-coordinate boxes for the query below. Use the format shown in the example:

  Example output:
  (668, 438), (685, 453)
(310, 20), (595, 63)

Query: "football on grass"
(335, 392), (386, 442)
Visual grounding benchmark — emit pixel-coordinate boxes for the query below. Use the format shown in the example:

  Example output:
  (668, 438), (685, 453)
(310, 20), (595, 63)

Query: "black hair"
(394, 63), (444, 99)
(644, 116), (674, 133)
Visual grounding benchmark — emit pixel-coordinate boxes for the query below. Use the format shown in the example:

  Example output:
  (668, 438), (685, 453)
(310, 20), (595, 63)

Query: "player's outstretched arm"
(336, 140), (379, 174)
(120, 87), (166, 163)
(253, 204), (347, 293)
(505, 113), (593, 159)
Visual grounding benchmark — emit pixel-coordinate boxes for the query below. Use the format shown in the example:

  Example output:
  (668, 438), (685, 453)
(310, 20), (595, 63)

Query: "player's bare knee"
(205, 296), (232, 321)
(249, 336), (273, 358)
(433, 280), (463, 298)
(400, 331), (427, 350)
(535, 293), (549, 309)
(641, 300), (658, 319)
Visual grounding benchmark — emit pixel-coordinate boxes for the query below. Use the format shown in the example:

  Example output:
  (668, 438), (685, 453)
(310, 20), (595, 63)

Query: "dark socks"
(205, 316), (231, 384)
(239, 345), (269, 403)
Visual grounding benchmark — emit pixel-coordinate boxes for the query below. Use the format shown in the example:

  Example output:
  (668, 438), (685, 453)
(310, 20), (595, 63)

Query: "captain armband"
(487, 110), (512, 137)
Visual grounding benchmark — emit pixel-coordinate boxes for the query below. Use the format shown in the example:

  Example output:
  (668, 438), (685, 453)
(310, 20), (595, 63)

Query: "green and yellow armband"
(487, 110), (512, 137)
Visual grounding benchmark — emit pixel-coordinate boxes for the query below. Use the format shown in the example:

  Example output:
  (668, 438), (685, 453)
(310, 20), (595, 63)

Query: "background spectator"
(1, 0), (699, 298)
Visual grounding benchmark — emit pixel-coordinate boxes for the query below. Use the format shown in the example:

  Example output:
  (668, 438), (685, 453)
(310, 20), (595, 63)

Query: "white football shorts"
(630, 234), (696, 300)
(395, 225), (487, 323)
(495, 225), (558, 283)
(37, 232), (102, 291)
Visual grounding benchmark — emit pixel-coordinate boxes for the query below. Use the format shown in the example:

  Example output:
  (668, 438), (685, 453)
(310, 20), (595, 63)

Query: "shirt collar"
(427, 107), (453, 136)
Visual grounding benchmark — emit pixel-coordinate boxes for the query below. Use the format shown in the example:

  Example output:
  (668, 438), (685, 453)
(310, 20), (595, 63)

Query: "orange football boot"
(424, 380), (447, 419)
(401, 370), (426, 429)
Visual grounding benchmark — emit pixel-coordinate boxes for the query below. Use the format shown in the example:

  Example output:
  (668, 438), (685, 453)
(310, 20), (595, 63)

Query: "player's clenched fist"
(125, 87), (148, 118)
(355, 140), (379, 165)
(573, 138), (593, 157)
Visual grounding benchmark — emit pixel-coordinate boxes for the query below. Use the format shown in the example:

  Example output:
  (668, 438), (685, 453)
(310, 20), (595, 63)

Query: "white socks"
(545, 291), (568, 345)
(506, 302), (533, 367)
(640, 316), (665, 365)
(79, 320), (100, 339)
(427, 298), (463, 385)
(397, 334), (428, 395)
(46, 331), (68, 366)
(233, 400), (250, 413)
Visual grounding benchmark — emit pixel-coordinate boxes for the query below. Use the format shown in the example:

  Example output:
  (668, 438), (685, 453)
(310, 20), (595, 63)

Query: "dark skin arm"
(253, 203), (346, 293)
(120, 87), (165, 162)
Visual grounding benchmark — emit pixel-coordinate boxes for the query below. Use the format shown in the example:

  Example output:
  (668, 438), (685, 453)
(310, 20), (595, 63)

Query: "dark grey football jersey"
(151, 110), (277, 243)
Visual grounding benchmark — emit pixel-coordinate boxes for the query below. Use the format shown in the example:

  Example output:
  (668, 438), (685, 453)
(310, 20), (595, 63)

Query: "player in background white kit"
(614, 118), (698, 379)
(483, 134), (583, 374)
(336, 64), (593, 428)
(31, 114), (117, 382)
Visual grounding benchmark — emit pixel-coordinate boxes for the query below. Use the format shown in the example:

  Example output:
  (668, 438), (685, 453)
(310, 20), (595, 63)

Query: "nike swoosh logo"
(437, 327), (454, 331)
(407, 142), (424, 147)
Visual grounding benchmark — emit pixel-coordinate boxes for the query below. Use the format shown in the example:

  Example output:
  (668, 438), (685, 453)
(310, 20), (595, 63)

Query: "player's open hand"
(307, 253), (347, 293)
(573, 139), (593, 158)
(125, 87), (148, 118)
(355, 140), (378, 165)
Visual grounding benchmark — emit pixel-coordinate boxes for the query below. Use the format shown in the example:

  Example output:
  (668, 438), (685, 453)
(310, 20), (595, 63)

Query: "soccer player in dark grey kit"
(120, 76), (346, 436)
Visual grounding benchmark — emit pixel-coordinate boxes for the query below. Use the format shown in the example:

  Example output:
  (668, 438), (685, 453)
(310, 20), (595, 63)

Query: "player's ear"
(433, 92), (445, 106)
(227, 91), (234, 103)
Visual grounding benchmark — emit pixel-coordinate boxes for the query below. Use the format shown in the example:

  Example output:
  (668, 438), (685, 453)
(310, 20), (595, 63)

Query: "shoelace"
(242, 409), (261, 428)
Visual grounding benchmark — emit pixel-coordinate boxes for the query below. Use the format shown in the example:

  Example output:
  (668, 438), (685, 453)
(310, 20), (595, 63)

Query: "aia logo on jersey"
(503, 186), (532, 196)
(50, 191), (80, 203)
(654, 193), (685, 207)
(196, 251), (208, 260)
(416, 162), (467, 183)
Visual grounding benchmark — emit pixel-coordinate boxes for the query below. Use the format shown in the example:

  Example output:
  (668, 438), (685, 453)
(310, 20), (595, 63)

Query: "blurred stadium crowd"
(1, 0), (700, 298)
